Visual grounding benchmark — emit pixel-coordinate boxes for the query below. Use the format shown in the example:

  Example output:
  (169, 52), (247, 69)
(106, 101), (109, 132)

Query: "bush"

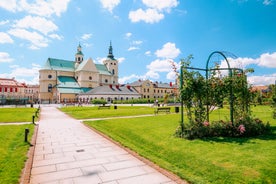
(91, 99), (107, 105)
(176, 117), (271, 139)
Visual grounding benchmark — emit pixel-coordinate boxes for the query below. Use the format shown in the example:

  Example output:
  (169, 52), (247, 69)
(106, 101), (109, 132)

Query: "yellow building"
(129, 79), (178, 99)
(39, 43), (118, 103)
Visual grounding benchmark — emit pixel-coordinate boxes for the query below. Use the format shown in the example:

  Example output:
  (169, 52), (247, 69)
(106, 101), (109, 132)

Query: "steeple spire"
(107, 41), (114, 60)
(75, 43), (84, 63)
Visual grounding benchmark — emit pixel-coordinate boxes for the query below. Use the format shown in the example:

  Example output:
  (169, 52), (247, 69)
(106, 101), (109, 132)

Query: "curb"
(19, 123), (39, 184)
(82, 122), (188, 184)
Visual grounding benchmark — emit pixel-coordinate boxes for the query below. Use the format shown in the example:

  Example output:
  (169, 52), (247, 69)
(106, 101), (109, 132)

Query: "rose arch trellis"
(179, 51), (247, 132)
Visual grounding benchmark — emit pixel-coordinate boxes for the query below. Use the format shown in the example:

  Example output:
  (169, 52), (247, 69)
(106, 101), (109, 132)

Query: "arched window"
(48, 84), (52, 92)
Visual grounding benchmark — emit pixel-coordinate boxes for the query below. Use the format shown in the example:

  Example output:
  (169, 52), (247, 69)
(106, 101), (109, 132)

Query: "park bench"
(154, 107), (170, 115)
(98, 105), (111, 109)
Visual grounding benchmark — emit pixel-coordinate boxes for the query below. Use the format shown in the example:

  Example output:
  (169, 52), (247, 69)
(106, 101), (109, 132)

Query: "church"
(39, 43), (119, 103)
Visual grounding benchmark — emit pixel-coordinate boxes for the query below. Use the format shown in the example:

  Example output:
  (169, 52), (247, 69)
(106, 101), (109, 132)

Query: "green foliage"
(176, 116), (271, 140)
(91, 99), (107, 105)
(178, 57), (270, 139)
(0, 125), (34, 184)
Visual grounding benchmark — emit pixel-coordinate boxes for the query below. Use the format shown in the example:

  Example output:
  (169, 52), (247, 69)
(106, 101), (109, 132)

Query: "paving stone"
(30, 107), (178, 184)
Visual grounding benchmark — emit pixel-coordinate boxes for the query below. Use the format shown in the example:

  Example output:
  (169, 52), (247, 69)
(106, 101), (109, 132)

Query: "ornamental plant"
(175, 56), (270, 139)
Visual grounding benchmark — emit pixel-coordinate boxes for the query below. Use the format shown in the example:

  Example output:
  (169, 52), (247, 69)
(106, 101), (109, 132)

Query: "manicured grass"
(0, 124), (34, 184)
(84, 105), (276, 184)
(60, 105), (163, 119)
(0, 108), (38, 123)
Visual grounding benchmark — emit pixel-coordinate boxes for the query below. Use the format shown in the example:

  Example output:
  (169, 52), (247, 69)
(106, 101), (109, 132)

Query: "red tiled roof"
(0, 78), (26, 87)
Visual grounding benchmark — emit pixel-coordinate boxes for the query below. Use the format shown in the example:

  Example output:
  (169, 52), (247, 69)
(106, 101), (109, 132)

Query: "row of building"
(1, 43), (178, 104)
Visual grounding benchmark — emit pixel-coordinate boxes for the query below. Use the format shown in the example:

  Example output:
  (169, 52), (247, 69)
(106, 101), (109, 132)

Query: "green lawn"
(0, 124), (34, 184)
(83, 105), (276, 184)
(0, 107), (38, 123)
(60, 105), (161, 119)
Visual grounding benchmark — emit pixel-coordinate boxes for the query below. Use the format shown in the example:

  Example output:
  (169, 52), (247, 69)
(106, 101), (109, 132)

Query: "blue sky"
(0, 0), (276, 86)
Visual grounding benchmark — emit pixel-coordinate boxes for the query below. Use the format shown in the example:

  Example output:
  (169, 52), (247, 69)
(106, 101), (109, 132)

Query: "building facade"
(39, 43), (119, 103)
(77, 85), (141, 103)
(129, 79), (178, 99)
(0, 78), (27, 104)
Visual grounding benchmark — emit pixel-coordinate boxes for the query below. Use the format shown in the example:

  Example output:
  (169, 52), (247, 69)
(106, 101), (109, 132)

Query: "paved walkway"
(30, 107), (179, 184)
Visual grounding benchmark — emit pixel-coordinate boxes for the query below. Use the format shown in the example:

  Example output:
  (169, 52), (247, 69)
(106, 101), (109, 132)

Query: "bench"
(154, 107), (170, 115)
(98, 105), (111, 109)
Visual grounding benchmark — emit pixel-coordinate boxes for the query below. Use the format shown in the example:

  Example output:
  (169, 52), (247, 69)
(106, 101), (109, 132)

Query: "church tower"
(103, 42), (118, 84)
(75, 43), (84, 63)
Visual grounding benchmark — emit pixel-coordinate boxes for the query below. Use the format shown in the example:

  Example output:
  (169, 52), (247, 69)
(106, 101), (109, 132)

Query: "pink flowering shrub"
(175, 116), (270, 139)
(238, 124), (246, 134)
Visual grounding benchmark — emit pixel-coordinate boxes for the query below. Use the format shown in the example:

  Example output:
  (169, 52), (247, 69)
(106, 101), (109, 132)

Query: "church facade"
(39, 43), (119, 103)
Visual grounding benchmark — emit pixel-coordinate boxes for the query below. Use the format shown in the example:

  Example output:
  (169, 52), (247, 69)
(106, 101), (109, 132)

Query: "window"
(105, 79), (108, 83)
(48, 74), (52, 79)
(48, 84), (52, 92)
(112, 69), (115, 75)
(89, 76), (92, 80)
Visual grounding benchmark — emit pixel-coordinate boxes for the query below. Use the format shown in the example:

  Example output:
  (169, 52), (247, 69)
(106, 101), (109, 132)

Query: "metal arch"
(205, 51), (234, 124)
(205, 51), (232, 79)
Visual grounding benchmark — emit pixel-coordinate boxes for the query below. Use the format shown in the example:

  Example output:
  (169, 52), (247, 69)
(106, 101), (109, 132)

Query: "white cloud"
(132, 40), (143, 45)
(0, 0), (17, 12)
(248, 74), (276, 86)
(155, 42), (181, 59)
(0, 32), (14, 44)
(145, 70), (159, 79)
(0, 52), (13, 62)
(145, 51), (151, 56)
(0, 20), (10, 25)
(81, 33), (92, 40)
(119, 74), (140, 84)
(83, 43), (93, 48)
(263, 0), (273, 5)
(0, 63), (41, 84)
(125, 32), (132, 38)
(49, 34), (63, 40)
(166, 71), (178, 80)
(128, 46), (139, 51)
(8, 28), (49, 49)
(13, 15), (58, 35)
(117, 57), (125, 63)
(100, 0), (120, 12)
(147, 59), (176, 72)
(129, 8), (164, 24)
(223, 52), (276, 69)
(0, 0), (71, 17)
(142, 0), (179, 12)
(258, 52), (276, 67)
